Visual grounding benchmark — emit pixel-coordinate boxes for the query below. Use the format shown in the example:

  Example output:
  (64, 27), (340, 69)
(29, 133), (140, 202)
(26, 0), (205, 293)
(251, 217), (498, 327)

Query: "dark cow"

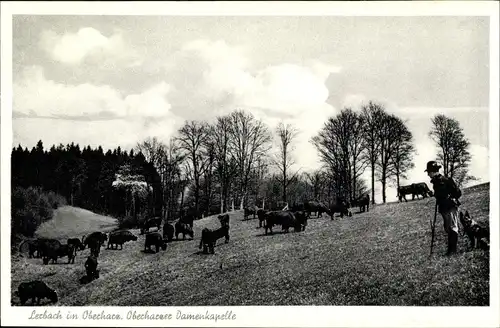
(36, 239), (62, 263)
(329, 198), (351, 219)
(292, 211), (309, 231)
(179, 215), (194, 228)
(264, 211), (302, 235)
(36, 238), (61, 259)
(16, 280), (58, 305)
(83, 232), (108, 257)
(144, 232), (167, 253)
(107, 230), (137, 250)
(68, 237), (85, 251)
(42, 243), (77, 264)
(243, 206), (259, 220)
(199, 225), (230, 254)
(355, 194), (370, 213)
(140, 217), (163, 235)
(218, 213), (230, 227)
(19, 239), (41, 258)
(84, 255), (99, 281)
(257, 209), (267, 228)
(162, 223), (175, 242)
(175, 221), (194, 240)
(398, 182), (433, 202)
(304, 200), (330, 218)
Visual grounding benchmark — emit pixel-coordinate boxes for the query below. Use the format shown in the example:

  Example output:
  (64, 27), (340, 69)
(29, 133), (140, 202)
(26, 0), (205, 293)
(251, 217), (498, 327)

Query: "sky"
(11, 15), (491, 203)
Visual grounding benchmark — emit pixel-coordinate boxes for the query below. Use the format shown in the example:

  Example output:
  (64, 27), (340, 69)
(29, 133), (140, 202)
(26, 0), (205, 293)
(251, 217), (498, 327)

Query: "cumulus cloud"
(14, 66), (173, 119)
(40, 27), (140, 66)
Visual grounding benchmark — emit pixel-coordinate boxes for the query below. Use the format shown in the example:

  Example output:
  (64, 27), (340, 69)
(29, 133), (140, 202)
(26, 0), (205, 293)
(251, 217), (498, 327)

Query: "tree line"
(11, 103), (475, 235)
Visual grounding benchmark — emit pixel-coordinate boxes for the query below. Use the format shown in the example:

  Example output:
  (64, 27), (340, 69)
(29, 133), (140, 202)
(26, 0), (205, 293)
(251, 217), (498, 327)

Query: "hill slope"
(11, 183), (490, 306)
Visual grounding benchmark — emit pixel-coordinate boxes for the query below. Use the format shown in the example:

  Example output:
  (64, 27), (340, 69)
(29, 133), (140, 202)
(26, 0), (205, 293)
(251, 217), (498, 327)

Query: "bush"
(11, 186), (67, 239)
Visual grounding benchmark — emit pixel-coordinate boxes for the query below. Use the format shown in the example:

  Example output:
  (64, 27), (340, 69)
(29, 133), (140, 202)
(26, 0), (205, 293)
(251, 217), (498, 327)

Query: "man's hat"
(424, 160), (442, 172)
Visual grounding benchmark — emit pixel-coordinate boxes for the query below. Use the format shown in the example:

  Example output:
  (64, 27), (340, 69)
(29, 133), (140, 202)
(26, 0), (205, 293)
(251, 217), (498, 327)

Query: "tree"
(274, 122), (299, 204)
(429, 114), (476, 187)
(360, 101), (385, 204)
(376, 113), (408, 203)
(177, 120), (210, 219)
(229, 110), (272, 209)
(388, 119), (416, 194)
(211, 115), (238, 213)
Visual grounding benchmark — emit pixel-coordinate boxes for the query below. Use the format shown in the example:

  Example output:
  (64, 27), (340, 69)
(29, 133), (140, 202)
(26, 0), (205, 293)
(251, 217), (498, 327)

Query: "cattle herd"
(15, 184), (437, 306)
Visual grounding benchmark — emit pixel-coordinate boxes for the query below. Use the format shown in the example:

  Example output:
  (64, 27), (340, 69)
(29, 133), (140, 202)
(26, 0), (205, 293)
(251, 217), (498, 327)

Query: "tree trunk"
(371, 161), (376, 204)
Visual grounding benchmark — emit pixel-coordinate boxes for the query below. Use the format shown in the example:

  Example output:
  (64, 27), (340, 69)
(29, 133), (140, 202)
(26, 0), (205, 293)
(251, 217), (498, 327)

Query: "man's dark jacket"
(430, 174), (462, 213)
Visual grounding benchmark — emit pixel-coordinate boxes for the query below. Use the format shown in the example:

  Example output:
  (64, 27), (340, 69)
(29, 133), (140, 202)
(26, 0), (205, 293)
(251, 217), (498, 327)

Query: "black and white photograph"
(1, 1), (499, 327)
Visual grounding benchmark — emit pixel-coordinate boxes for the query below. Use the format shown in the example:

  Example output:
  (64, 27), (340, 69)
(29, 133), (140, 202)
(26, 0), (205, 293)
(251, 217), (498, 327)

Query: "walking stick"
(429, 201), (438, 257)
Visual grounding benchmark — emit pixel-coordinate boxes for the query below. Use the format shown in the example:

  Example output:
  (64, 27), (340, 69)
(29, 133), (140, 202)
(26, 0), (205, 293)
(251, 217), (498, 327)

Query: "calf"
(84, 255), (100, 281)
(243, 206), (258, 220)
(175, 221), (194, 240)
(19, 239), (40, 258)
(16, 280), (58, 305)
(356, 194), (370, 213)
(144, 232), (167, 253)
(163, 223), (175, 242)
(199, 225), (230, 254)
(329, 198), (351, 219)
(257, 209), (267, 228)
(107, 230), (138, 250)
(293, 211), (309, 231)
(218, 213), (230, 227)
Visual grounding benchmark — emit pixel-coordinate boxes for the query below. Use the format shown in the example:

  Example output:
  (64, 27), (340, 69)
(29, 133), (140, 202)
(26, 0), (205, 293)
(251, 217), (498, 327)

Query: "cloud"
(40, 27), (140, 66)
(14, 66), (174, 119)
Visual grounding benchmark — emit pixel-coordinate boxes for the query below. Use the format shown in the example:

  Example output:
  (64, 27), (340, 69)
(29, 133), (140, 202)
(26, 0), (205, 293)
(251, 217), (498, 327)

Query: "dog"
(459, 210), (490, 251)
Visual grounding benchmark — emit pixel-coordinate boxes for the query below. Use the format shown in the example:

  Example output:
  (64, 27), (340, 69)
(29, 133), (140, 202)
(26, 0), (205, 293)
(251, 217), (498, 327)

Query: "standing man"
(425, 161), (462, 256)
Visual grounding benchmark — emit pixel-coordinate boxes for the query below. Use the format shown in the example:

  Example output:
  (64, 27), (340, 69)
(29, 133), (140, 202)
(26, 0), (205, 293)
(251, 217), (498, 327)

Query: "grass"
(11, 183), (490, 306)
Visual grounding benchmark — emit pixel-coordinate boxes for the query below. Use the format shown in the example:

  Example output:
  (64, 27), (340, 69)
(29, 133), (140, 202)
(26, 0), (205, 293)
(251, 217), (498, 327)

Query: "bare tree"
(229, 110), (272, 209)
(273, 122), (299, 204)
(211, 115), (238, 213)
(361, 101), (385, 204)
(429, 114), (476, 187)
(388, 119), (416, 193)
(177, 120), (210, 218)
(312, 108), (367, 203)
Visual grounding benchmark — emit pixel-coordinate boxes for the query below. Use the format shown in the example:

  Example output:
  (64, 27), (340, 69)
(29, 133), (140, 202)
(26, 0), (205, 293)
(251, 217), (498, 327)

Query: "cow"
(19, 239), (41, 258)
(328, 197), (351, 219)
(257, 209), (268, 228)
(144, 232), (167, 253)
(218, 213), (230, 227)
(199, 225), (230, 254)
(264, 211), (302, 235)
(36, 239), (62, 263)
(68, 237), (85, 251)
(140, 217), (163, 235)
(35, 238), (61, 259)
(292, 211), (309, 231)
(179, 215), (194, 228)
(107, 230), (138, 250)
(162, 223), (175, 242)
(175, 221), (194, 240)
(398, 182), (433, 202)
(83, 232), (108, 257)
(84, 255), (99, 281)
(304, 200), (330, 218)
(243, 206), (258, 220)
(355, 194), (370, 213)
(42, 243), (77, 264)
(16, 280), (58, 306)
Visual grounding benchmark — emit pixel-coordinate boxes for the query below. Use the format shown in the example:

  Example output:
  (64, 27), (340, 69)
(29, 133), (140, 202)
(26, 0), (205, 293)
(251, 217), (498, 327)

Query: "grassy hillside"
(11, 183), (490, 306)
